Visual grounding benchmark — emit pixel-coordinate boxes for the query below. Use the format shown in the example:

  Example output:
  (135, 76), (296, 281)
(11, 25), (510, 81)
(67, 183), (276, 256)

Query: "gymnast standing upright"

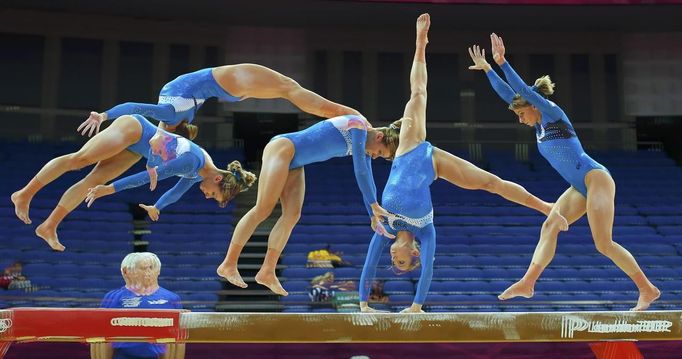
(467, 34), (659, 310)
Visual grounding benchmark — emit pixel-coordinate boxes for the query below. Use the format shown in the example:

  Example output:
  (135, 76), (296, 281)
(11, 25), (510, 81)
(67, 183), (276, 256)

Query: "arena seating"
(1, 143), (680, 312)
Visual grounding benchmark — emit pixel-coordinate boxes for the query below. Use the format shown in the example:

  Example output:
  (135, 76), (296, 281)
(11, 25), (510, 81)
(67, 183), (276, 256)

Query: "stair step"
(244, 242), (267, 247)
(238, 253), (266, 259)
(236, 257), (266, 265)
(208, 171), (287, 311)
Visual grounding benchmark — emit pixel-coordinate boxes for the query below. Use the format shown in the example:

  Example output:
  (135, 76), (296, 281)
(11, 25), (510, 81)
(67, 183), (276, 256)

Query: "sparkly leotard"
(485, 63), (608, 197)
(359, 142), (437, 305)
(105, 68), (241, 126)
(272, 115), (379, 216)
(114, 115), (206, 210)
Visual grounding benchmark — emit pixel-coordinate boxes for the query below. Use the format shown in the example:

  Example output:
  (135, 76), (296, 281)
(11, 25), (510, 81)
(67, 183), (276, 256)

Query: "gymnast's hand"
(139, 204), (160, 221)
(468, 45), (492, 72)
(85, 184), (114, 207)
(371, 203), (395, 239)
(146, 166), (158, 191)
(491, 33), (507, 66)
(360, 305), (389, 313)
(78, 111), (106, 137)
(371, 217), (395, 239)
(370, 203), (396, 239)
(400, 305), (425, 313)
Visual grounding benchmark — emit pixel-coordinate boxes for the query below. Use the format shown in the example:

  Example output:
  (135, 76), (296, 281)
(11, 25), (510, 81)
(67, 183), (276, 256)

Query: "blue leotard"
(359, 142), (437, 306)
(105, 68), (241, 126)
(125, 114), (158, 157)
(273, 115), (378, 217)
(485, 63), (608, 197)
(115, 115), (206, 210)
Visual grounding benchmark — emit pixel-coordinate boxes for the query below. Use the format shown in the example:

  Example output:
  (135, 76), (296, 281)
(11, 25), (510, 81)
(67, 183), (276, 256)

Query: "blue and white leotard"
(359, 141), (437, 306)
(105, 68), (241, 126)
(485, 62), (608, 197)
(115, 114), (206, 210)
(272, 115), (378, 218)
(125, 115), (158, 158)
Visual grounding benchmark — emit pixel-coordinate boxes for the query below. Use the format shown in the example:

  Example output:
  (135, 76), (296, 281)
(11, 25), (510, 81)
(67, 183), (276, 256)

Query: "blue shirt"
(101, 286), (182, 358)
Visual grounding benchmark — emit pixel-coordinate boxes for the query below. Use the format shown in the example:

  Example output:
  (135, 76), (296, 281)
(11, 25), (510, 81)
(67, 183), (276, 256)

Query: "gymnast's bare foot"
(35, 222), (65, 251)
(11, 191), (32, 224)
(498, 279), (535, 300)
(255, 270), (288, 296)
(416, 13), (430, 44)
(631, 286), (661, 311)
(217, 263), (248, 288)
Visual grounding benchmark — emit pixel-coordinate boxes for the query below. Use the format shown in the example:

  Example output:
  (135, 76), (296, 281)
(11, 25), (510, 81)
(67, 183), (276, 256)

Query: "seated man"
(90, 252), (185, 359)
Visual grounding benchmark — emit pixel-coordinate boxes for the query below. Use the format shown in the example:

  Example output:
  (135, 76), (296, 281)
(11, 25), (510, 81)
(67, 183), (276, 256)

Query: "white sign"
(111, 317), (174, 327)
(561, 316), (672, 339)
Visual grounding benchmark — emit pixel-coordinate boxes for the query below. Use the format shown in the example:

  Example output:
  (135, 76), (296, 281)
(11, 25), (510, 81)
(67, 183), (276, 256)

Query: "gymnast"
(359, 14), (553, 313)
(78, 63), (360, 137)
(216, 107), (401, 296)
(467, 34), (659, 310)
(12, 114), (254, 251)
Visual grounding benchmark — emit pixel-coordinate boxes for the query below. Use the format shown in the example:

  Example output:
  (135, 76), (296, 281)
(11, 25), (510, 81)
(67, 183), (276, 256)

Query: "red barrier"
(0, 308), (185, 344)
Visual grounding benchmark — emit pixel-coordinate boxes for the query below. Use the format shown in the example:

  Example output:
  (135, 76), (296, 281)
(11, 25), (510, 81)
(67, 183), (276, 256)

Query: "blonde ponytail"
(374, 119), (403, 160)
(509, 75), (556, 110)
(216, 160), (257, 207)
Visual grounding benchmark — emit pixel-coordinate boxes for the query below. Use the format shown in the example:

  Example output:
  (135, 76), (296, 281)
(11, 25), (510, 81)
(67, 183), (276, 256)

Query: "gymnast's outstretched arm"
(359, 233), (390, 312)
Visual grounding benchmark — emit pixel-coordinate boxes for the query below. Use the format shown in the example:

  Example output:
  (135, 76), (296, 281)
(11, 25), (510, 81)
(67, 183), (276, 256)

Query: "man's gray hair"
(120, 252), (162, 273)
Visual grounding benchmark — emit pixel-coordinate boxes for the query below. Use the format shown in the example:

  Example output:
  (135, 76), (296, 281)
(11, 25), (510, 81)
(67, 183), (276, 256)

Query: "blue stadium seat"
(435, 255), (477, 266)
(333, 267), (361, 279)
(388, 294), (414, 305)
(430, 281), (491, 293)
(425, 294), (451, 304)
(434, 267), (481, 279)
(488, 281), (515, 292)
(183, 293), (218, 310)
(282, 267), (331, 280)
(173, 280), (222, 292)
(646, 267), (678, 279)
(589, 280), (633, 292)
(280, 255), (308, 266)
(657, 280), (682, 291)
(280, 294), (311, 304)
(383, 280), (414, 294)
(544, 268), (579, 279)
(282, 306), (312, 313)
(282, 280), (310, 293)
